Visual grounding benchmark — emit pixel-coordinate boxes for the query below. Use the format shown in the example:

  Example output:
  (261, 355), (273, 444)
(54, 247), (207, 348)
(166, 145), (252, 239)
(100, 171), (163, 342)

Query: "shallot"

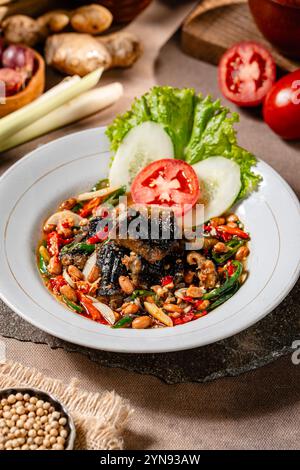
(2, 44), (35, 79)
(0, 67), (24, 96)
(45, 210), (83, 227)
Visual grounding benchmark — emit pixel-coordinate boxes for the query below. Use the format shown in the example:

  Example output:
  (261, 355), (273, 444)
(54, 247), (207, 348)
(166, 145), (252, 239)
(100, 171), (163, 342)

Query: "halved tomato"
(218, 41), (276, 107)
(131, 159), (200, 215)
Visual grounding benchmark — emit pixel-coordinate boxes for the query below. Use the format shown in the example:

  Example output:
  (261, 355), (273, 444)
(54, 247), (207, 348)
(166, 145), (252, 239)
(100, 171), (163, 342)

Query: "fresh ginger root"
(99, 31), (143, 68)
(45, 33), (111, 77)
(1, 4), (113, 47)
(45, 31), (142, 76)
(70, 5), (113, 35)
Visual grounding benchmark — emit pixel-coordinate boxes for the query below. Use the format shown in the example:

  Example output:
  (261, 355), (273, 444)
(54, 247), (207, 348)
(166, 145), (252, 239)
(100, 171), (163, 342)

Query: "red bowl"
(249, 0), (300, 59)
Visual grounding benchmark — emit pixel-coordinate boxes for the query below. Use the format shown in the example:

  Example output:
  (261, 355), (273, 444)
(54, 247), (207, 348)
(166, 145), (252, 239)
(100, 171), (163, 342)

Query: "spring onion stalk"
(0, 82), (123, 152)
(0, 68), (103, 141)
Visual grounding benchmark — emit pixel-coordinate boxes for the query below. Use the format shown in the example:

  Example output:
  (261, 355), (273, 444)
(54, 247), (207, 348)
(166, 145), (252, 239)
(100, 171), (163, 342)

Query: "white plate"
(0, 128), (299, 353)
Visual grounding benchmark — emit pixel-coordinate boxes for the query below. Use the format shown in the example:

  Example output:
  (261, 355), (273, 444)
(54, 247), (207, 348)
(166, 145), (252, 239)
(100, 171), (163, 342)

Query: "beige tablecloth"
(0, 1), (300, 450)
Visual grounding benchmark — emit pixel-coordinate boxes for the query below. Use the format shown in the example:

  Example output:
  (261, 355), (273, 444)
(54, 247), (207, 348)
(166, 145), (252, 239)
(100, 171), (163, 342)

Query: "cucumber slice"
(109, 122), (174, 190)
(193, 157), (241, 222)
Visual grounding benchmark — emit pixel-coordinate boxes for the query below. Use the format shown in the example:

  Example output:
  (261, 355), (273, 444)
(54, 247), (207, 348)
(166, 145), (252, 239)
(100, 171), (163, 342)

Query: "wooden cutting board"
(181, 0), (300, 72)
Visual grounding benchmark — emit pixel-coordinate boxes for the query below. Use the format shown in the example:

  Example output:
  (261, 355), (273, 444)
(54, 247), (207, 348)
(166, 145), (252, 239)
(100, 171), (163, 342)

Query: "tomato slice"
(218, 41), (276, 107)
(131, 159), (200, 215)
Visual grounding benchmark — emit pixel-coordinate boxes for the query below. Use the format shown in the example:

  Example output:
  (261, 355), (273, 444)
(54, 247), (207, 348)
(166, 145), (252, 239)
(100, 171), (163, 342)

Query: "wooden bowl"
(0, 387), (76, 449)
(0, 49), (45, 118)
(99, 0), (153, 23)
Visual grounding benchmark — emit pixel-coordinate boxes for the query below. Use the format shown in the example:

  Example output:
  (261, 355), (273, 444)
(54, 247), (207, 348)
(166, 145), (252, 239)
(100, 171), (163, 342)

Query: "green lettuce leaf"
(106, 86), (261, 201)
(106, 86), (195, 158)
(184, 95), (261, 200)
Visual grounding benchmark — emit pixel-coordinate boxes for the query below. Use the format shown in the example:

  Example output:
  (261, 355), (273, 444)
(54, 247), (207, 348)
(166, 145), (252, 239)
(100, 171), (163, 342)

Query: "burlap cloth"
(0, 0), (299, 450)
(0, 361), (133, 450)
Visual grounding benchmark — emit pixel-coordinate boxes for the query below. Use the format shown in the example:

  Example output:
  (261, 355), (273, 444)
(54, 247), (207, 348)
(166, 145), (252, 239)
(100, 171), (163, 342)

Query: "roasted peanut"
(59, 198), (77, 211)
(186, 285), (204, 298)
(60, 284), (77, 303)
(122, 303), (139, 315)
(151, 285), (168, 297)
(87, 265), (100, 283)
(226, 213), (239, 223)
(198, 260), (218, 289)
(186, 252), (205, 268)
(57, 223), (73, 238)
(43, 223), (56, 233)
(39, 245), (50, 263)
(203, 237), (218, 250)
(164, 296), (176, 304)
(210, 217), (225, 227)
(196, 300), (210, 311)
(213, 242), (228, 253)
(68, 265), (84, 281)
(132, 316), (152, 329)
(113, 311), (121, 322)
(76, 281), (90, 292)
(235, 246), (250, 261)
(118, 276), (134, 295)
(168, 311), (181, 319)
(79, 219), (89, 226)
(184, 270), (195, 284)
(163, 304), (183, 314)
(48, 256), (62, 275)
(227, 222), (238, 228)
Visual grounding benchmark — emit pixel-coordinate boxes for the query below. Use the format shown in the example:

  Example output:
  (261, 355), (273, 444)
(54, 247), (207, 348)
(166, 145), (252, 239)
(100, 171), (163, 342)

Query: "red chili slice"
(217, 225), (249, 239)
(79, 197), (101, 218)
(47, 232), (61, 257)
(49, 275), (67, 295)
(161, 275), (173, 287)
(77, 292), (108, 325)
(194, 310), (208, 319)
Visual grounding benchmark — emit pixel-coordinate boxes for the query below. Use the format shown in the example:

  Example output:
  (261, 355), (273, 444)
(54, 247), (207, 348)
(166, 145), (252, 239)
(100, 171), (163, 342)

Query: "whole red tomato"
(263, 69), (300, 140)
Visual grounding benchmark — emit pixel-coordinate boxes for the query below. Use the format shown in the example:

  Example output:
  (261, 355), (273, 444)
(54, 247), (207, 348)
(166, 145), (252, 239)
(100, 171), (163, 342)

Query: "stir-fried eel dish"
(38, 86), (261, 329)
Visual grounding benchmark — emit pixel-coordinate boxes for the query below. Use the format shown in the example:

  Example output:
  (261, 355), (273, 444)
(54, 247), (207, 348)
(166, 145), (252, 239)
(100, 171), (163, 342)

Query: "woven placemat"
(0, 361), (133, 450)
(0, 279), (299, 384)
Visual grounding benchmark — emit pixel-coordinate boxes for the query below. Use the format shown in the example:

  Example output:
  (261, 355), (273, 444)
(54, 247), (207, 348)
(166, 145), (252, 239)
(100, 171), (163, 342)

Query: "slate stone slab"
(0, 279), (299, 384)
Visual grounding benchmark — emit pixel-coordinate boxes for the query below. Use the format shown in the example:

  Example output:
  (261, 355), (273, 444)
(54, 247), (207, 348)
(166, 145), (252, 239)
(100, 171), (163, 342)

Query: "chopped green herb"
(60, 242), (95, 256)
(103, 185), (126, 206)
(62, 296), (83, 313)
(208, 283), (240, 311)
(131, 290), (156, 300)
(38, 253), (48, 276)
(72, 202), (83, 213)
(203, 261), (243, 300)
(91, 178), (109, 192)
(112, 316), (133, 329)
(212, 239), (245, 265)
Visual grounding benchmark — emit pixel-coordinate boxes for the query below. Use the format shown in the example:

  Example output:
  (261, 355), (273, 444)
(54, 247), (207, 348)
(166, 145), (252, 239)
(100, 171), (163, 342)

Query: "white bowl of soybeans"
(0, 388), (76, 450)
